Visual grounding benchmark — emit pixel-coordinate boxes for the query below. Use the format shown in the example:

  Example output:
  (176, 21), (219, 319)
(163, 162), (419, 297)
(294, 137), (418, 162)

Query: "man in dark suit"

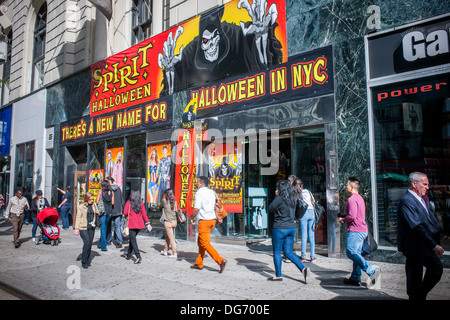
(397, 172), (444, 300)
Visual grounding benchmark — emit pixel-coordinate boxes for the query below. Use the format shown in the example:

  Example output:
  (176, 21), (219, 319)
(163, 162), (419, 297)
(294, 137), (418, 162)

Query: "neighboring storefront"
(366, 13), (450, 253)
(10, 89), (50, 198)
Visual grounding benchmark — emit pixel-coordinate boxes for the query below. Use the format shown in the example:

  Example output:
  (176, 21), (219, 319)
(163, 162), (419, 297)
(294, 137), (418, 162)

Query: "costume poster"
(105, 147), (124, 190)
(90, 0), (286, 117)
(207, 142), (243, 213)
(88, 169), (104, 198)
(147, 142), (172, 206)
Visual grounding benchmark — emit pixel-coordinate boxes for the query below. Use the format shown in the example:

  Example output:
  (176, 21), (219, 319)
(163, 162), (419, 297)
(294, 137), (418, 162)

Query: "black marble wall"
(285, 0), (450, 256)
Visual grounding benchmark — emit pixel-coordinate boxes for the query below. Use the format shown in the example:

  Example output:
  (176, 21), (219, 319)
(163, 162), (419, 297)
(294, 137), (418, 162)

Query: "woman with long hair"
(267, 180), (309, 282)
(123, 189), (152, 264)
(74, 192), (99, 269)
(30, 190), (50, 243)
(96, 180), (114, 251)
(293, 178), (316, 262)
(159, 188), (178, 258)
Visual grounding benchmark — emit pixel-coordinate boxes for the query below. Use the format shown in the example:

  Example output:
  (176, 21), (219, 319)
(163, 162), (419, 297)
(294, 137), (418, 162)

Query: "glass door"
(292, 127), (327, 247)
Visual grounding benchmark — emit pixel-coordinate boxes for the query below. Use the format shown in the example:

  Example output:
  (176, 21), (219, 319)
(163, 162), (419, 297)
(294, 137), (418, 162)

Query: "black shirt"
(268, 195), (296, 229)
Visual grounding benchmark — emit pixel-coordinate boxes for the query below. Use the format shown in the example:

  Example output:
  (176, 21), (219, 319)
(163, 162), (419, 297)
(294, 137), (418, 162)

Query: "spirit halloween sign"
(60, 97), (172, 145)
(90, 0), (287, 117)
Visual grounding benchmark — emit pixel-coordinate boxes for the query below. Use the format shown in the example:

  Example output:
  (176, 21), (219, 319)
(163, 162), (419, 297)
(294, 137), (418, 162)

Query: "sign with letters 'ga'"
(89, 0), (287, 117)
(367, 15), (450, 79)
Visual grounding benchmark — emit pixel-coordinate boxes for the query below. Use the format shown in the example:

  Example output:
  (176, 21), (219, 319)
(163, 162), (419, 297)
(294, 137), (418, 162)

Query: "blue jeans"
(107, 215), (123, 244)
(272, 227), (305, 277)
(32, 216), (38, 238)
(99, 213), (112, 250)
(60, 205), (71, 229)
(300, 209), (315, 259)
(346, 231), (375, 281)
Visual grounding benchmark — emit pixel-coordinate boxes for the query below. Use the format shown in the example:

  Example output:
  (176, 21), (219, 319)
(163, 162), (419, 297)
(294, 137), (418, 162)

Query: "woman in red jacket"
(123, 189), (152, 264)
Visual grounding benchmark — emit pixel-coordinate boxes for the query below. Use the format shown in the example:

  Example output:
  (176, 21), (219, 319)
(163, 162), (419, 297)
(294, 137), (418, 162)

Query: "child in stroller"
(36, 207), (60, 246)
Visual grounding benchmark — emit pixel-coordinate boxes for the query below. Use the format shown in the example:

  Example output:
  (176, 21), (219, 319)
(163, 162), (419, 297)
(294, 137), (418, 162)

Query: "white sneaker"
(367, 266), (381, 289)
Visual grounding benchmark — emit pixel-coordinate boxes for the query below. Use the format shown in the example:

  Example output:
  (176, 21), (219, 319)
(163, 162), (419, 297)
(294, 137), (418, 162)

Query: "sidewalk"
(0, 218), (449, 301)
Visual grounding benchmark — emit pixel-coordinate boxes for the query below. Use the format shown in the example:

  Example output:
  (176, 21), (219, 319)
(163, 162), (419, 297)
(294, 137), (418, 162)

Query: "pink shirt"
(343, 193), (368, 233)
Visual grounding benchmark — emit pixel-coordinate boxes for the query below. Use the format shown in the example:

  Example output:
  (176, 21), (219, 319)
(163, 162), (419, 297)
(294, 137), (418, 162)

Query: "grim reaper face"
(201, 28), (220, 62)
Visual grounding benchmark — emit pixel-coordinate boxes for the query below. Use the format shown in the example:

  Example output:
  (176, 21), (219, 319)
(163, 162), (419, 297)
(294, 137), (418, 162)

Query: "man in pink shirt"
(338, 177), (380, 288)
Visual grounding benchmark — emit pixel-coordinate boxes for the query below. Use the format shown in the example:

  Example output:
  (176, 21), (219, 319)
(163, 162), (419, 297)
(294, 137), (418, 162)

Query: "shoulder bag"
(361, 231), (378, 256)
(215, 192), (228, 220)
(122, 202), (130, 237)
(97, 191), (106, 216)
(309, 191), (325, 230)
(295, 197), (308, 220)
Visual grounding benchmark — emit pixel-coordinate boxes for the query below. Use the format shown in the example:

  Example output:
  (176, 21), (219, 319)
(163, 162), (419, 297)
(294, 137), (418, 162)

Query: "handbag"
(295, 197), (308, 220)
(361, 231), (378, 256)
(122, 202), (130, 237)
(313, 201), (325, 230)
(176, 209), (186, 224)
(97, 194), (106, 216)
(215, 192), (228, 220)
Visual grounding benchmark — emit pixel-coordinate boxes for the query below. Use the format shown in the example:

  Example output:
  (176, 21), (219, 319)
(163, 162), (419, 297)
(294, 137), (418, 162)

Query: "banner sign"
(190, 45), (333, 119)
(106, 147), (123, 190)
(88, 169), (104, 199)
(60, 96), (172, 146)
(90, 0), (287, 117)
(0, 106), (11, 157)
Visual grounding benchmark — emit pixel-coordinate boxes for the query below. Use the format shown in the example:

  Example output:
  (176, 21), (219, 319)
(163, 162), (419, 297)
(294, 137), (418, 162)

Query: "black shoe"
(343, 278), (361, 286)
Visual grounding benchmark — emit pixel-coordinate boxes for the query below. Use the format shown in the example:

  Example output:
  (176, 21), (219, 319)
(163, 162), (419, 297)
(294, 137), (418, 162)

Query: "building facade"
(0, 0), (449, 261)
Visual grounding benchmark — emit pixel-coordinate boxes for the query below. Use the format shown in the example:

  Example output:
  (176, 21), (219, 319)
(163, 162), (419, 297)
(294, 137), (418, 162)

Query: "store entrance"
(244, 127), (327, 251)
(292, 128), (327, 254)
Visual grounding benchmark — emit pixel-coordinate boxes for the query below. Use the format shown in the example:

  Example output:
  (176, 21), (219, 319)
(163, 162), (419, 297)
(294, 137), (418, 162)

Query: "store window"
(31, 2), (47, 91)
(14, 141), (35, 192)
(372, 73), (450, 250)
(131, 0), (152, 45)
(124, 134), (145, 201)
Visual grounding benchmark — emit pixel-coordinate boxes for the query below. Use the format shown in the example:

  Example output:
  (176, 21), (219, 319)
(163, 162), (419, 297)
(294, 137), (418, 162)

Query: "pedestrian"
(267, 180), (309, 282)
(159, 188), (178, 258)
(293, 178), (316, 262)
(4, 189), (30, 248)
(122, 189), (152, 264)
(397, 172), (444, 301)
(107, 177), (123, 248)
(338, 176), (380, 288)
(96, 180), (114, 251)
(189, 176), (227, 273)
(74, 192), (99, 269)
(30, 190), (50, 243)
(57, 186), (73, 230)
(0, 194), (6, 215)
(22, 186), (32, 225)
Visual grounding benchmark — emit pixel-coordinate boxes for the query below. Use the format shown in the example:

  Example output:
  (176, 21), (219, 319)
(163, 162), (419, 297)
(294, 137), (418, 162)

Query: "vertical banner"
(207, 142), (243, 213)
(105, 147), (124, 190)
(174, 97), (200, 217)
(174, 129), (197, 217)
(0, 106), (12, 157)
(147, 142), (172, 206)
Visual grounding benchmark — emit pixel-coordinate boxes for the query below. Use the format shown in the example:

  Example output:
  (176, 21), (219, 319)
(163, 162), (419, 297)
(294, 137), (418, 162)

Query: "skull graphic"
(201, 28), (220, 62)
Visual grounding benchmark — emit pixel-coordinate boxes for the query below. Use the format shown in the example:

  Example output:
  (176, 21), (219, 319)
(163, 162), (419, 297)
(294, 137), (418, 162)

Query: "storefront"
(366, 14), (450, 253)
(49, 0), (343, 256)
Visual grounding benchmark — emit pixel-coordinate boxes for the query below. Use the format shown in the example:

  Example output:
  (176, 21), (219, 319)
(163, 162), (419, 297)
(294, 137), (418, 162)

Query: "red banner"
(90, 0), (287, 117)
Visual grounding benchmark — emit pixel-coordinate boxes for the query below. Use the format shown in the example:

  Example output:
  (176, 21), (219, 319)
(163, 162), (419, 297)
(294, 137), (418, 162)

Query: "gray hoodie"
(110, 184), (123, 217)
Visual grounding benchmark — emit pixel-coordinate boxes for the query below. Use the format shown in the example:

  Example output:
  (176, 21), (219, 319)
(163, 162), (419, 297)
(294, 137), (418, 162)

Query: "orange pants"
(195, 219), (224, 268)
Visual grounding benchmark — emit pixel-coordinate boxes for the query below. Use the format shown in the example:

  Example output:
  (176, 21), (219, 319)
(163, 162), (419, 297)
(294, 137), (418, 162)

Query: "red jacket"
(123, 200), (149, 230)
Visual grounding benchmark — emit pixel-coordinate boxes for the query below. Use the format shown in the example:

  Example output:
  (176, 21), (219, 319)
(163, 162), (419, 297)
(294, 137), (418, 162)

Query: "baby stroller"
(36, 207), (60, 246)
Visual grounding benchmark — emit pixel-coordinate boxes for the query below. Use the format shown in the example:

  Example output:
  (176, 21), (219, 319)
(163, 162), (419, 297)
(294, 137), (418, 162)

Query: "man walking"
(338, 177), (380, 288)
(397, 172), (444, 300)
(189, 176), (227, 273)
(4, 189), (30, 248)
(107, 177), (124, 248)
